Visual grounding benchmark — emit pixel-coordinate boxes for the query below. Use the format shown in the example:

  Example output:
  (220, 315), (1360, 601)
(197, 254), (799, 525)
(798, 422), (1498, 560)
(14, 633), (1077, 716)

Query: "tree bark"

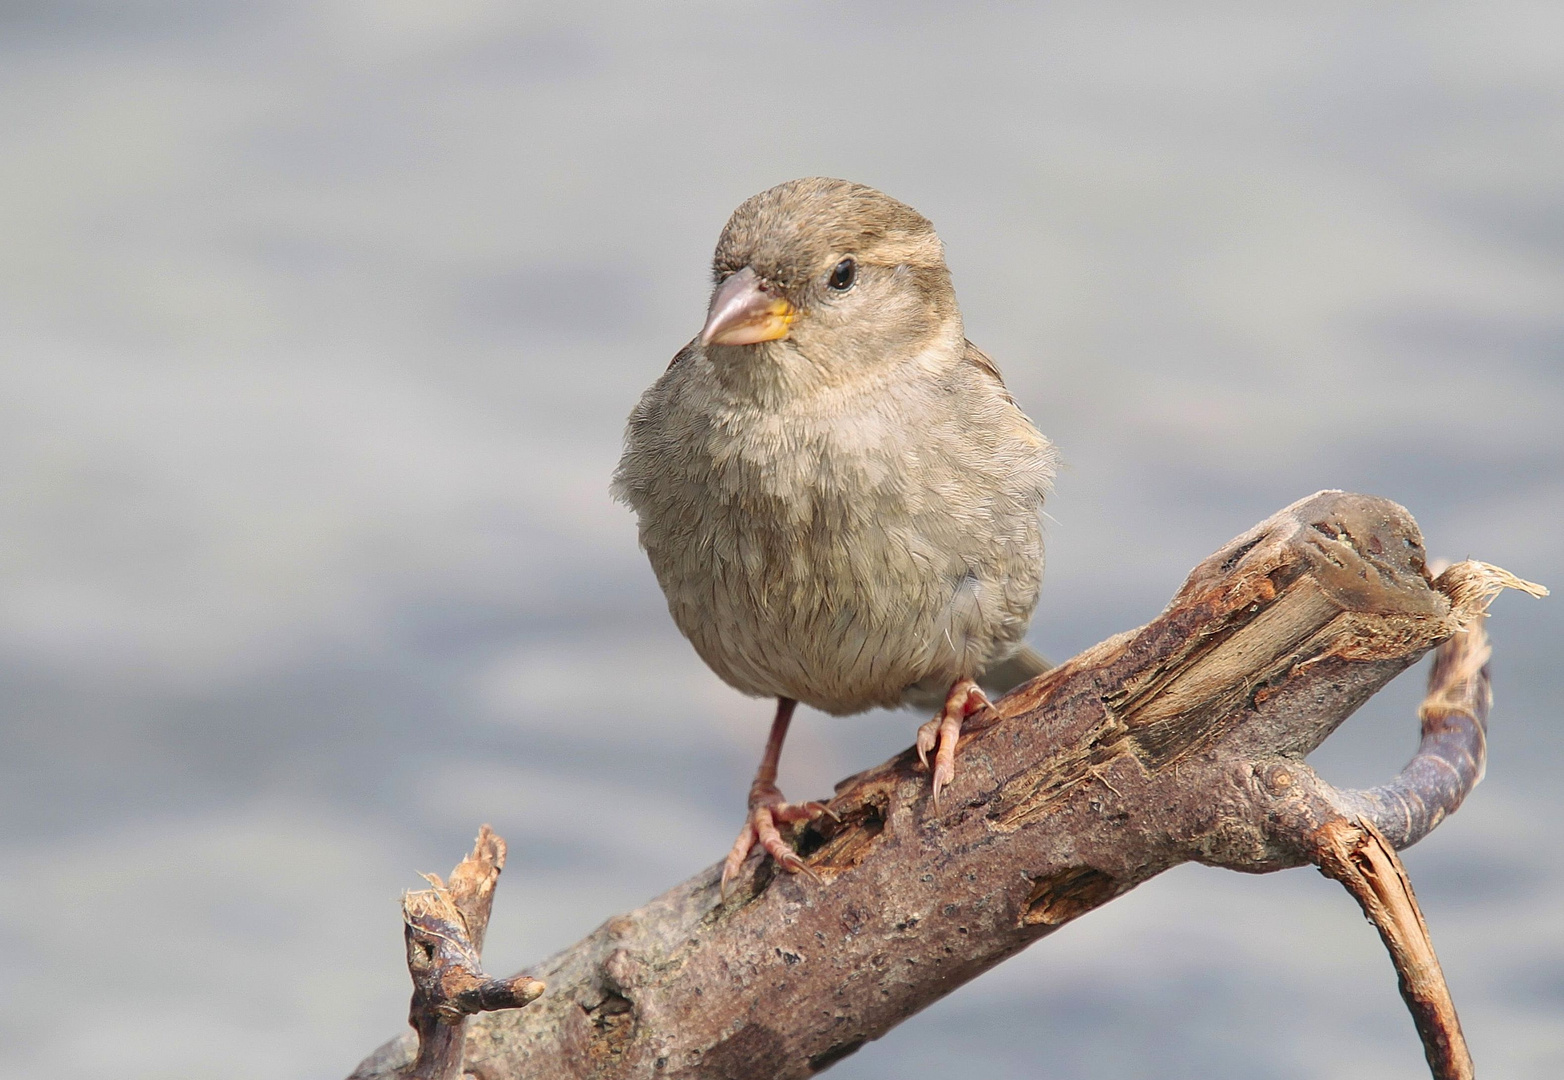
(349, 491), (1544, 1080)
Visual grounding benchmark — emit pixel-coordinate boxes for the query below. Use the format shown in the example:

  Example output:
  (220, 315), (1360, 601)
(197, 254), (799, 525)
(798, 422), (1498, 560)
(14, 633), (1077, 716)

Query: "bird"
(612, 178), (1057, 894)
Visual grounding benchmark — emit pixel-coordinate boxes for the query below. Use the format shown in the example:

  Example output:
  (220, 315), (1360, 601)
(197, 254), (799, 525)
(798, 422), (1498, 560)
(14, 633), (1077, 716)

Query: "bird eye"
(827, 257), (856, 291)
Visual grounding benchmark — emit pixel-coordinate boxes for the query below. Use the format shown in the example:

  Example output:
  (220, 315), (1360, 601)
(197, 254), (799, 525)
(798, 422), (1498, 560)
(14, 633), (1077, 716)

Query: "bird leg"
(720, 697), (832, 897)
(916, 677), (992, 807)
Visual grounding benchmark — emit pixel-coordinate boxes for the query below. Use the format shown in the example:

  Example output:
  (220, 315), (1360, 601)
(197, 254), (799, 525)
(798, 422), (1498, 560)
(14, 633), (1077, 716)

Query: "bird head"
(700, 178), (960, 374)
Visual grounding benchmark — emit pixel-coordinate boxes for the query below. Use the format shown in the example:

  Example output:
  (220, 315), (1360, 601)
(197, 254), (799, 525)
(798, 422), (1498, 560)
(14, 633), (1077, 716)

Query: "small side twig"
(399, 826), (545, 1080)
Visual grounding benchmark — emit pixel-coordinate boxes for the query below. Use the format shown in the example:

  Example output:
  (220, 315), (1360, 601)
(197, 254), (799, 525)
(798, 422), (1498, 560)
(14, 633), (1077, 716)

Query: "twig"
(360, 826), (545, 1080)
(1311, 816), (1472, 1080)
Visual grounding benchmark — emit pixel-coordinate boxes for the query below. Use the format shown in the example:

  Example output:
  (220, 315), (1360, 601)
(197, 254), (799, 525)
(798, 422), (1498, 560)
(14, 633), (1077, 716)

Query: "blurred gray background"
(1, 3), (1560, 1078)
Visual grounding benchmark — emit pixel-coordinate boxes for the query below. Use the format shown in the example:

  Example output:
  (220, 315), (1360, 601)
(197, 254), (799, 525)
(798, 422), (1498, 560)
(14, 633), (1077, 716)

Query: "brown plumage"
(613, 178), (1056, 891)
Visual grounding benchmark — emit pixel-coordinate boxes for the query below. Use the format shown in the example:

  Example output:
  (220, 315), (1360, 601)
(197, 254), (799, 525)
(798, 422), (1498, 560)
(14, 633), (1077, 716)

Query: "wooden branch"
(348, 492), (1545, 1080)
(356, 826), (546, 1080)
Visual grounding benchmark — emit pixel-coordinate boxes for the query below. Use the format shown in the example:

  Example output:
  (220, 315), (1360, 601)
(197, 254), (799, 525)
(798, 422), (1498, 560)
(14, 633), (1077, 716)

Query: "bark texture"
(350, 491), (1544, 1080)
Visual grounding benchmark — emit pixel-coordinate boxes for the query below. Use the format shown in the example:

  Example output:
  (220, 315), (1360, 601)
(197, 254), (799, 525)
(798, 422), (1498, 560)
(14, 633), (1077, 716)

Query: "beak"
(700, 266), (795, 346)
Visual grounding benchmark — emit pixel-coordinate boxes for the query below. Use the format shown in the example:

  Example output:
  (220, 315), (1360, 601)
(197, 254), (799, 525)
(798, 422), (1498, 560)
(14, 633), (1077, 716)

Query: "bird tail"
(980, 643), (1053, 696)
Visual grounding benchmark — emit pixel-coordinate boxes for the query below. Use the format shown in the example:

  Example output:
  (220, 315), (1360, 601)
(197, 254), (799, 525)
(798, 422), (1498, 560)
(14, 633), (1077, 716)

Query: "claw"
(921, 677), (992, 808)
(720, 697), (832, 898)
(720, 819), (758, 900)
(790, 859), (823, 885)
(915, 720), (938, 770)
(721, 791), (831, 897)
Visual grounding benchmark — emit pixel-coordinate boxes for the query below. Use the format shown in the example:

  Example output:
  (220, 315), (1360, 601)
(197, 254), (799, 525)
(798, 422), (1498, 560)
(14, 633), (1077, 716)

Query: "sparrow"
(613, 178), (1057, 893)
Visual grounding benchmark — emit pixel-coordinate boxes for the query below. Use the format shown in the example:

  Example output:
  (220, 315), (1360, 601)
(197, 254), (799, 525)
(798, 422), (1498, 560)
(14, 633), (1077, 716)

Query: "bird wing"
(962, 339), (1055, 471)
(962, 340), (1018, 405)
(665, 338), (700, 371)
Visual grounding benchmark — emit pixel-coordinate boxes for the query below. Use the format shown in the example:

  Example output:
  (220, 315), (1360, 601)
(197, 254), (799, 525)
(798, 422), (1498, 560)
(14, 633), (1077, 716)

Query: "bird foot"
(916, 678), (992, 807)
(719, 784), (833, 898)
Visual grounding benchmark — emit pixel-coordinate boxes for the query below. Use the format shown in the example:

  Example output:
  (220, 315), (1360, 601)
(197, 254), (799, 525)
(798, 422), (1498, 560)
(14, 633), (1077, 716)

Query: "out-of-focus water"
(0, 4), (1559, 1078)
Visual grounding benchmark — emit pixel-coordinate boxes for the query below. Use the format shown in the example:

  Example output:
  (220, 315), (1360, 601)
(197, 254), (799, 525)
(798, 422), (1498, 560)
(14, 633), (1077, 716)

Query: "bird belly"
(649, 492), (1038, 716)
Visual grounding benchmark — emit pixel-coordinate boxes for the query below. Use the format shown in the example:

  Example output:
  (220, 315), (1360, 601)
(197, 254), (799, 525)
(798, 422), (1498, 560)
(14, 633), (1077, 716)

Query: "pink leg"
(720, 698), (833, 897)
(915, 677), (992, 807)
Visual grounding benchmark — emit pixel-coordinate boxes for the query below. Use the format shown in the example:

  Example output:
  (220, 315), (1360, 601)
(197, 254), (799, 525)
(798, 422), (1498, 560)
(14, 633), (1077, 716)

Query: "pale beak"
(700, 266), (796, 346)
